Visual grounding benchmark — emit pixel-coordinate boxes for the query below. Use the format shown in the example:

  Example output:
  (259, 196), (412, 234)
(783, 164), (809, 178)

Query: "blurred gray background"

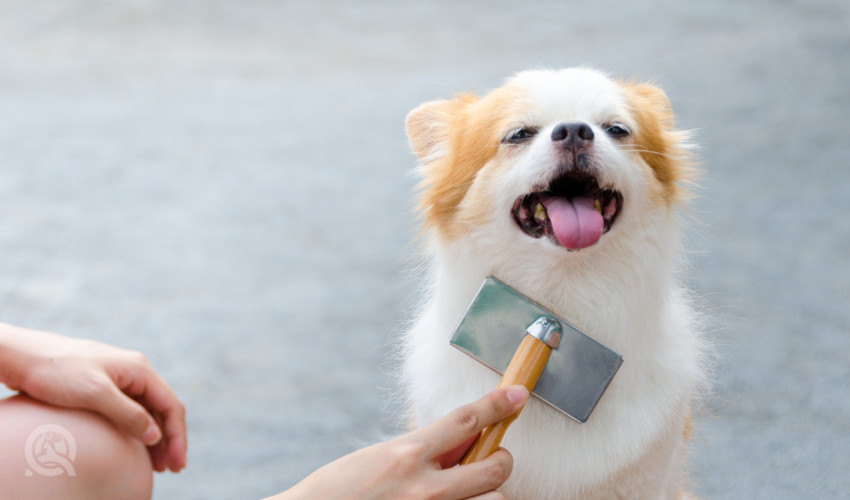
(1, 1), (848, 498)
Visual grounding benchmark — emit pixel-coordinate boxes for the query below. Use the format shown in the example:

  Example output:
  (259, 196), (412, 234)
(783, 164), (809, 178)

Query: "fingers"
(84, 377), (160, 443)
(147, 411), (169, 472)
(129, 371), (187, 472)
(100, 355), (188, 472)
(148, 436), (167, 472)
(440, 448), (513, 499)
(418, 385), (529, 462)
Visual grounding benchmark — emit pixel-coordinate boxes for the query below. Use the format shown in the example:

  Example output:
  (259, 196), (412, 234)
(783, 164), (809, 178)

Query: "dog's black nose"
(551, 122), (594, 148)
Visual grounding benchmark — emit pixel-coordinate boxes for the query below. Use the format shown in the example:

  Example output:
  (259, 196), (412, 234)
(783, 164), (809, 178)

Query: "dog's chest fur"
(404, 225), (700, 499)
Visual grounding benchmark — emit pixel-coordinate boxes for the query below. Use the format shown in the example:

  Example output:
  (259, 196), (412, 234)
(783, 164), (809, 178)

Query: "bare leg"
(0, 393), (153, 500)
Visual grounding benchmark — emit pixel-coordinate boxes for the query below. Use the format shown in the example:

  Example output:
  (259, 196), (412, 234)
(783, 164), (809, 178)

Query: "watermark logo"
(24, 424), (77, 477)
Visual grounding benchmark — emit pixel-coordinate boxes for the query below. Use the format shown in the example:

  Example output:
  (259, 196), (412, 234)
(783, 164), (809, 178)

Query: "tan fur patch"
(675, 415), (702, 500)
(683, 415), (694, 442)
(406, 86), (524, 241)
(620, 82), (696, 206)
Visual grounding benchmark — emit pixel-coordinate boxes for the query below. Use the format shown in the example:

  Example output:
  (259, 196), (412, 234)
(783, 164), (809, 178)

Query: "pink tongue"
(542, 196), (604, 250)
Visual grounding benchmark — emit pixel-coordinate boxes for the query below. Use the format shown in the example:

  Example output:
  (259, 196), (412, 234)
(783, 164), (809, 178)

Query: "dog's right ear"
(405, 99), (457, 160)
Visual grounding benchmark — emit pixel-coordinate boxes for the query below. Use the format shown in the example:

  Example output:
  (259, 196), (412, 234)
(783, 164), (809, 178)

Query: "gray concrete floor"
(1, 1), (848, 498)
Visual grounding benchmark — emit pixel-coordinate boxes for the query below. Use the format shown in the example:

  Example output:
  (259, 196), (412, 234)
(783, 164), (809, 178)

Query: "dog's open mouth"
(512, 171), (623, 250)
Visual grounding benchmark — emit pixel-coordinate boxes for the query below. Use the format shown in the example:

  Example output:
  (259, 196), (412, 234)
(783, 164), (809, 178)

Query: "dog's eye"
(604, 123), (631, 139)
(502, 127), (538, 144)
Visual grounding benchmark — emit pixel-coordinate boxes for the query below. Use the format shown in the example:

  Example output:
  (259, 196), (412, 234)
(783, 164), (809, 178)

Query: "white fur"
(401, 68), (706, 499)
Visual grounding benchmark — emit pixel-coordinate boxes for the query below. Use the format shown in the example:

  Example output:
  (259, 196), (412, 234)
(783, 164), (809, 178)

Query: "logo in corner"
(24, 424), (77, 477)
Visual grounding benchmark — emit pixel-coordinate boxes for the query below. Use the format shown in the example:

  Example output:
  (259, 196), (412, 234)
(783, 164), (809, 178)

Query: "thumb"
(89, 382), (162, 445)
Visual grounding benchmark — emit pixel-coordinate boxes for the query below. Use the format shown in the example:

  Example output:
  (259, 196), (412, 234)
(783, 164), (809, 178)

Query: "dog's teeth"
(594, 199), (602, 214)
(534, 202), (547, 221)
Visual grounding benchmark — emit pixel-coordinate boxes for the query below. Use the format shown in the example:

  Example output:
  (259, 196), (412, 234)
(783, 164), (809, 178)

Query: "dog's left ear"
(621, 80), (697, 202)
(623, 82), (674, 129)
(406, 99), (457, 160)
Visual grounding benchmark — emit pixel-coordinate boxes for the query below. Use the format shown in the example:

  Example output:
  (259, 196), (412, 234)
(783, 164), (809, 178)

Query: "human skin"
(0, 323), (187, 473)
(270, 385), (529, 500)
(0, 322), (187, 499)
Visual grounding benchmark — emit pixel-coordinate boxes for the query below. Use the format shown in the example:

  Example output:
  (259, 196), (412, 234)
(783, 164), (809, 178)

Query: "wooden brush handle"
(460, 334), (551, 464)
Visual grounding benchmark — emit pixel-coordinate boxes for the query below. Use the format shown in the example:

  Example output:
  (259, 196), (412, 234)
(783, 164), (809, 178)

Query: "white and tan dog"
(401, 68), (707, 499)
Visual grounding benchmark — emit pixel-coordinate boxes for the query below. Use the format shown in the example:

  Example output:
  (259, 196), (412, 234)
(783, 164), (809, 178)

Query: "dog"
(401, 68), (707, 499)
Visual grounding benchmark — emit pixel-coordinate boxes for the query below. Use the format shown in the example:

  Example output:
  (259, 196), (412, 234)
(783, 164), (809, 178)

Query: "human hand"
(0, 323), (187, 473)
(274, 385), (529, 500)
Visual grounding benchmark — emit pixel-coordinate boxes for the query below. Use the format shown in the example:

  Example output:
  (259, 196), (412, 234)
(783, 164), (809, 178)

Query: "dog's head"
(406, 68), (695, 259)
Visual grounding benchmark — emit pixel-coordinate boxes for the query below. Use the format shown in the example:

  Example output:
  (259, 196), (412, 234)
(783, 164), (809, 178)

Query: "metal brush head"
(450, 276), (623, 423)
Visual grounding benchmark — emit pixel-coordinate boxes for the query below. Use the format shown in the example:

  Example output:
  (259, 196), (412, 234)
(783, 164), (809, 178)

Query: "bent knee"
(0, 394), (153, 500)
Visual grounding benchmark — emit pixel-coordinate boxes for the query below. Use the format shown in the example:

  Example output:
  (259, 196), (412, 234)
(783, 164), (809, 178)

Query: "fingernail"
(505, 385), (529, 406)
(141, 422), (162, 445)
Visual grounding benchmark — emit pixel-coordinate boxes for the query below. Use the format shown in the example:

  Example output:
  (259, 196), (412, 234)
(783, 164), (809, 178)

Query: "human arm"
(268, 385), (529, 500)
(0, 322), (187, 472)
